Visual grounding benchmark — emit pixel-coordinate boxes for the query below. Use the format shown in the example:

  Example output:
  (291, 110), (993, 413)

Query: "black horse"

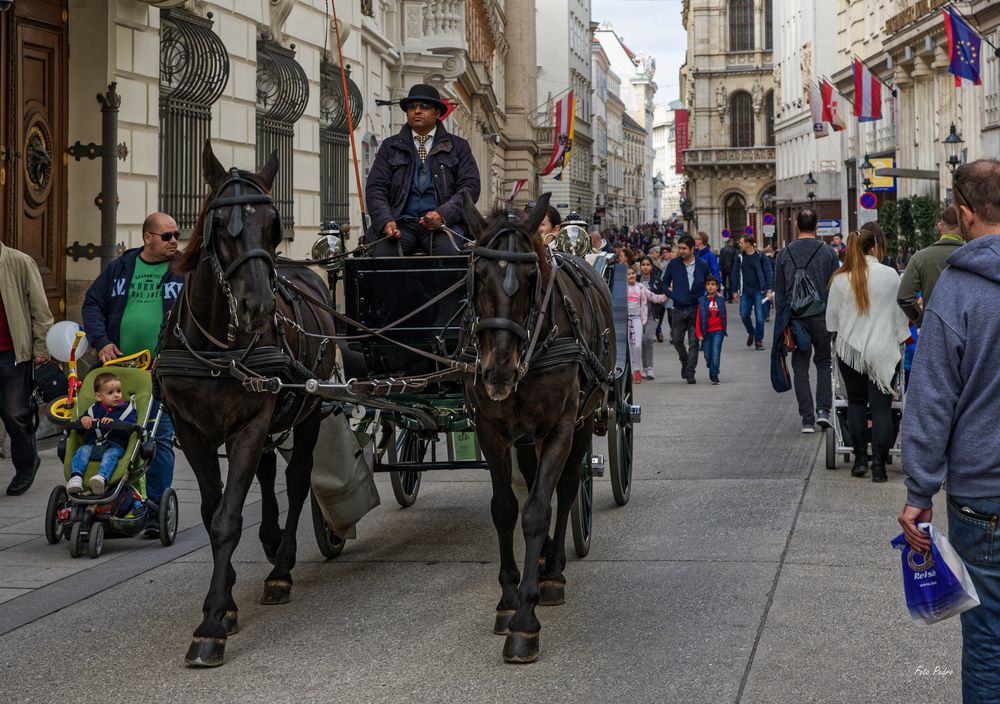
(157, 141), (338, 667)
(462, 194), (615, 663)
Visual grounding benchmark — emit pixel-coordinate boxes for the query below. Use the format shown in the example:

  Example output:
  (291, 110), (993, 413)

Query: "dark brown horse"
(462, 194), (614, 663)
(157, 141), (337, 667)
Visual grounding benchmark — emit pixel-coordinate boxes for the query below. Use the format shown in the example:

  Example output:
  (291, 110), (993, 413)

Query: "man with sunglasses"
(898, 160), (1000, 702)
(365, 84), (480, 256)
(82, 211), (183, 529)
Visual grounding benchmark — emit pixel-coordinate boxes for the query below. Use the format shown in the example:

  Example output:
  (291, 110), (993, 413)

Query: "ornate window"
(729, 0), (754, 52)
(159, 8), (229, 233)
(764, 0), (773, 51)
(320, 61), (363, 226)
(724, 193), (747, 235)
(256, 39), (309, 237)
(730, 91), (754, 148)
(765, 90), (775, 146)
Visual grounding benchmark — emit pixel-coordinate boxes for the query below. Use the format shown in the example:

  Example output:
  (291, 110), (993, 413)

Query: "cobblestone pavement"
(0, 308), (962, 703)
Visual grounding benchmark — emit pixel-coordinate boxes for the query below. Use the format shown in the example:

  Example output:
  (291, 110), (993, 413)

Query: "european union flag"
(943, 6), (983, 86)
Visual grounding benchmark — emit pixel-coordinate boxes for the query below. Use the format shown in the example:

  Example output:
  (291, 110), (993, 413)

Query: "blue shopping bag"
(891, 523), (980, 624)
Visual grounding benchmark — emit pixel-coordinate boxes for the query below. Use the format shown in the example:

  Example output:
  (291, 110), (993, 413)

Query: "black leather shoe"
(687, 377), (697, 384)
(6, 457), (41, 496)
(871, 464), (888, 483)
(850, 462), (869, 477)
(746, 334), (754, 347)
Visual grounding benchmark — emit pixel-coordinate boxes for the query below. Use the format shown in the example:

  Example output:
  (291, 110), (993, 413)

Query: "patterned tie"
(416, 134), (430, 163)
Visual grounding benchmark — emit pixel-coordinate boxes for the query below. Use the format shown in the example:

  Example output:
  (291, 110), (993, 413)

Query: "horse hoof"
(538, 580), (565, 606)
(185, 637), (227, 667)
(502, 631), (540, 664)
(261, 579), (292, 605)
(221, 609), (239, 635)
(493, 609), (515, 635)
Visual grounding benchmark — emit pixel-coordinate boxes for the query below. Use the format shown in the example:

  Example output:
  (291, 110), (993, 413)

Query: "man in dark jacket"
(365, 84), (481, 255)
(732, 234), (773, 350)
(661, 234), (710, 383)
(82, 212), (182, 526)
(896, 205), (964, 326)
(897, 160), (1000, 701)
(719, 237), (738, 301)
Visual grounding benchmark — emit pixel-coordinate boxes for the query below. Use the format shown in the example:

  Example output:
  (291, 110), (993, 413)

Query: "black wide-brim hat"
(399, 84), (448, 116)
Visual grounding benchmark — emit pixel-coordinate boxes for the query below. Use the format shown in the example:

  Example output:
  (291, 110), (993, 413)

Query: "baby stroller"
(824, 346), (905, 469)
(44, 363), (178, 558)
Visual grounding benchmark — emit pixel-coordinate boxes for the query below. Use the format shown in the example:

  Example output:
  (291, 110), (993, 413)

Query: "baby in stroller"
(65, 372), (137, 495)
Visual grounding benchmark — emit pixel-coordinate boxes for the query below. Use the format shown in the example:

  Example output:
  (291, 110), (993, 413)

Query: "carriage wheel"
(45, 485), (68, 545)
(390, 428), (425, 508)
(570, 444), (593, 558)
(608, 353), (635, 507)
(825, 427), (837, 469)
(310, 491), (346, 559)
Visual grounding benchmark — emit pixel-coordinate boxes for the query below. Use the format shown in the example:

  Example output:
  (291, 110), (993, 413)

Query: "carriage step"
(591, 454), (605, 477)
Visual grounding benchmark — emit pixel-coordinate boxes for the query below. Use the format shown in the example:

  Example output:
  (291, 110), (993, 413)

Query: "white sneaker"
(801, 425), (816, 434)
(644, 369), (655, 380)
(89, 474), (107, 495)
(66, 475), (84, 494)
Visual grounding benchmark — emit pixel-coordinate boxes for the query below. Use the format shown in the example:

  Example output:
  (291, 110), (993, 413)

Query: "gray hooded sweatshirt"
(902, 234), (1000, 508)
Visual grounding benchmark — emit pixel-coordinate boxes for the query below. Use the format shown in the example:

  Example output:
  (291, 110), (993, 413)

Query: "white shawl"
(825, 256), (911, 395)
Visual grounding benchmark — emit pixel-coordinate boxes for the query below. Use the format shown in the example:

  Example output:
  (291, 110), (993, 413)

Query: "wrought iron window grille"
(320, 61), (363, 226)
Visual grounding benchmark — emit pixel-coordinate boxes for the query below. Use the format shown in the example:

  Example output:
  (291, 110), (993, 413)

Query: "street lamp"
(860, 154), (875, 192)
(804, 172), (817, 208)
(944, 123), (964, 173)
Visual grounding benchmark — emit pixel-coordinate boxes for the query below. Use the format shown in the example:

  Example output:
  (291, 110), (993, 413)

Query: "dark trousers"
(0, 351), (37, 476)
(837, 360), (894, 466)
(722, 271), (734, 301)
(372, 223), (463, 256)
(670, 306), (698, 379)
(790, 315), (832, 426)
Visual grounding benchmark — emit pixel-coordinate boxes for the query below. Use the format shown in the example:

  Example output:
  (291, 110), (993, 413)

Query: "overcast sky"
(591, 0), (687, 107)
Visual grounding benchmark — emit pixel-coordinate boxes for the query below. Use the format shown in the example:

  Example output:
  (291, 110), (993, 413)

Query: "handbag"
(34, 360), (69, 403)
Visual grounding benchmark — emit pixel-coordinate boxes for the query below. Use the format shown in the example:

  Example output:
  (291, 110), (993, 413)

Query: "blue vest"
(402, 137), (437, 220)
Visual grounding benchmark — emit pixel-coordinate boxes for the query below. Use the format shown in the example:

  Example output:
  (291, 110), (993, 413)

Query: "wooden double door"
(0, 0), (68, 317)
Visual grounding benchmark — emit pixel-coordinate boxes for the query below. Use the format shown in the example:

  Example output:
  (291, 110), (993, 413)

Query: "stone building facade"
(680, 0), (776, 249)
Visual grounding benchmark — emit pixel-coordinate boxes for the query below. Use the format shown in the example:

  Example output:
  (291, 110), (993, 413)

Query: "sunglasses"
(149, 231), (180, 242)
(952, 178), (974, 215)
(405, 102), (437, 111)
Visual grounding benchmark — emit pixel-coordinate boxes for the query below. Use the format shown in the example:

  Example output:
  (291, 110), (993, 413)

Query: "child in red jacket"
(695, 275), (728, 384)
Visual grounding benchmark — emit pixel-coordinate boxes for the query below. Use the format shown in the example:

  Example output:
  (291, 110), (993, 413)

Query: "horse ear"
(258, 150), (280, 192)
(525, 192), (551, 238)
(202, 140), (226, 187)
(462, 192), (485, 239)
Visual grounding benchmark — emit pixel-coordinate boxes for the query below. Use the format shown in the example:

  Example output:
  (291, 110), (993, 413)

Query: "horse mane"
(477, 207), (552, 285)
(172, 170), (269, 276)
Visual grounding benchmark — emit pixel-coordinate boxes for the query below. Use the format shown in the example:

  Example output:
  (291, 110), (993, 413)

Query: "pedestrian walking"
(626, 266), (667, 384)
(364, 84), (481, 256)
(719, 237), (738, 301)
(896, 205), (964, 327)
(695, 231), (721, 279)
(660, 234), (710, 383)
(648, 245), (667, 342)
(0, 242), (53, 496)
(772, 208), (841, 432)
(825, 227), (909, 480)
(82, 212), (183, 533)
(732, 234), (773, 351)
(897, 159), (1000, 703)
(695, 275), (727, 384)
(638, 257), (665, 378)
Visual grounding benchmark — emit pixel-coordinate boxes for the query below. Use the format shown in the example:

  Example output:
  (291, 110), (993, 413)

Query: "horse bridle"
(201, 167), (283, 344)
(468, 212), (556, 382)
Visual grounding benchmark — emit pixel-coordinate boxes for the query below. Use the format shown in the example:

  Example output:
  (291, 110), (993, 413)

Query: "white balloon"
(45, 320), (89, 363)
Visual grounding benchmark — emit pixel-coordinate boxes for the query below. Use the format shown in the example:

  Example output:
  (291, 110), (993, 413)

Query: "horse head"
(179, 140), (283, 337)
(465, 192), (552, 402)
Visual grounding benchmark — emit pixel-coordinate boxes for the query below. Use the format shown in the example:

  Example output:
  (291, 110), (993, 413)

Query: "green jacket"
(897, 236), (964, 326)
(0, 243), (53, 363)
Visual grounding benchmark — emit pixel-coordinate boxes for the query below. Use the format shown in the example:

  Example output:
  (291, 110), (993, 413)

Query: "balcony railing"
(682, 147), (775, 166)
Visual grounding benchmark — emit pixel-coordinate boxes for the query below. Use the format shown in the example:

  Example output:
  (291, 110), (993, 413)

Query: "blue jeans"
(145, 401), (175, 506)
(947, 495), (1000, 704)
(739, 290), (766, 343)
(702, 332), (724, 379)
(70, 443), (125, 481)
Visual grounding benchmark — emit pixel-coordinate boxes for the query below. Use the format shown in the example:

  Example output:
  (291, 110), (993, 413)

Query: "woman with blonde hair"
(826, 227), (910, 482)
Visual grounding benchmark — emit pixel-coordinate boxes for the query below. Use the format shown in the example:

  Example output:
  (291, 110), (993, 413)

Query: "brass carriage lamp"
(312, 222), (347, 271)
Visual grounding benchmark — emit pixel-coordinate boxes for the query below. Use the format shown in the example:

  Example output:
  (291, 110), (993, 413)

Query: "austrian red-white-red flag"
(821, 78), (847, 132)
(541, 90), (574, 176)
(852, 59), (882, 122)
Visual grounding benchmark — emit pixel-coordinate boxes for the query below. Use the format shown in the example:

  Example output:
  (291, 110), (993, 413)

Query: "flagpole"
(948, 3), (1000, 56)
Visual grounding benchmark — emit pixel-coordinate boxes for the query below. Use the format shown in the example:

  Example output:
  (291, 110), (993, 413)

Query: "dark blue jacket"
(364, 123), (481, 242)
(81, 400), (138, 450)
(732, 250), (774, 295)
(696, 294), (728, 336)
(697, 246), (721, 279)
(661, 256), (710, 308)
(81, 248), (184, 353)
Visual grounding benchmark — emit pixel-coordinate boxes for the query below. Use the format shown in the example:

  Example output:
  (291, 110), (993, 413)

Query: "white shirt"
(412, 126), (437, 157)
(685, 259), (696, 289)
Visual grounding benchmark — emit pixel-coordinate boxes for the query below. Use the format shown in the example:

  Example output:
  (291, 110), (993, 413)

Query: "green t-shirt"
(118, 257), (169, 356)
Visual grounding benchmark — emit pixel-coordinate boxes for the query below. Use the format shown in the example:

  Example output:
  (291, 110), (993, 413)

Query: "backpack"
(787, 242), (826, 318)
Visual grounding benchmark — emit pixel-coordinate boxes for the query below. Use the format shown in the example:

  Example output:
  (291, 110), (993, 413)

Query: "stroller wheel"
(88, 522), (105, 559)
(158, 488), (178, 547)
(45, 486), (68, 545)
(69, 522), (84, 559)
